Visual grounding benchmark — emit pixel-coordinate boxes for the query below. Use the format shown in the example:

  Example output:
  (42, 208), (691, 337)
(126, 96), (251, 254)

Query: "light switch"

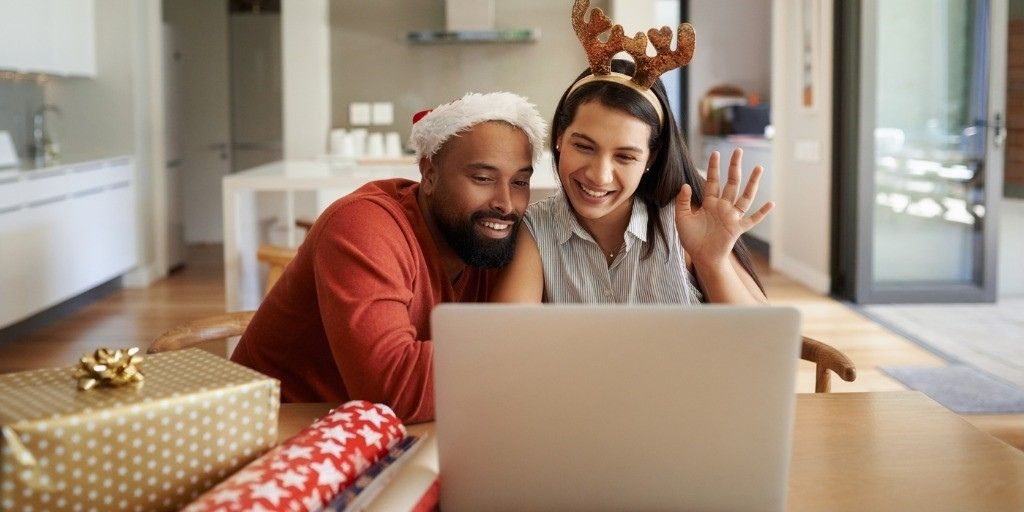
(372, 102), (394, 126)
(349, 103), (371, 126)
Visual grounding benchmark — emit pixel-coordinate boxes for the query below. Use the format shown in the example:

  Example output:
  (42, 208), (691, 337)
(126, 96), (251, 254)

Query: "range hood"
(406, 0), (539, 44)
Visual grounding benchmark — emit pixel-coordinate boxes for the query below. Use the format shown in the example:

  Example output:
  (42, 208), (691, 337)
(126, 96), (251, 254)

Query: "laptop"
(431, 304), (801, 512)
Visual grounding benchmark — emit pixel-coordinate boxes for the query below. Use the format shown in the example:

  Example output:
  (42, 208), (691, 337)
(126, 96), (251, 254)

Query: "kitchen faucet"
(33, 104), (61, 167)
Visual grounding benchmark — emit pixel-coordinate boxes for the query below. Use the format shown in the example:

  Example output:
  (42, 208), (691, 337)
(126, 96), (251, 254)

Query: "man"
(231, 92), (547, 423)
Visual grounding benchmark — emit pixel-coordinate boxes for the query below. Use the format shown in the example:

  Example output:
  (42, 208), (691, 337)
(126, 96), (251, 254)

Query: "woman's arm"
(688, 251), (767, 304)
(489, 225), (545, 303)
(677, 149), (772, 305)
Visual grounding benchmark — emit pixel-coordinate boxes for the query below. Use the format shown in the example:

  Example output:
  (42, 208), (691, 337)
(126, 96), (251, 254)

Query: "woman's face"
(556, 101), (652, 224)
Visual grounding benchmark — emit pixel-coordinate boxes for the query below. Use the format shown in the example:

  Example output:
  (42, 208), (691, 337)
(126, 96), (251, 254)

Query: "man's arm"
(312, 201), (435, 423)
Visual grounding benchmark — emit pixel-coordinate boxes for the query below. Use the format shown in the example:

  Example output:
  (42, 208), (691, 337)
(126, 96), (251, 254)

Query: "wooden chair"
(802, 336), (857, 392)
(148, 311), (256, 354)
(256, 244), (297, 296)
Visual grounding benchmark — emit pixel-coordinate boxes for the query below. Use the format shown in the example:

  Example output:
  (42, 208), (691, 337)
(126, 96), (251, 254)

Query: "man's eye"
(473, 176), (493, 183)
(513, 180), (530, 188)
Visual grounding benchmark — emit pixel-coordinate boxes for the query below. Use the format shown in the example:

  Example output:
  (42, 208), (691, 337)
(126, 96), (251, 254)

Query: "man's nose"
(489, 182), (514, 214)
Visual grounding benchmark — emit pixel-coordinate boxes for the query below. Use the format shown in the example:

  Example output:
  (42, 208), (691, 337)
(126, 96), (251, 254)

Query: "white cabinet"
(0, 157), (137, 329)
(0, 0), (96, 76)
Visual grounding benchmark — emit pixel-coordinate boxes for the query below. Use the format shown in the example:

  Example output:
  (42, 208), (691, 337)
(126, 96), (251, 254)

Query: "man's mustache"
(470, 210), (520, 223)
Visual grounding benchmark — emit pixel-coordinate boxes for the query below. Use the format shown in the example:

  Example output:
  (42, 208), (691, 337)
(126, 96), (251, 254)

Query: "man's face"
(421, 121), (533, 268)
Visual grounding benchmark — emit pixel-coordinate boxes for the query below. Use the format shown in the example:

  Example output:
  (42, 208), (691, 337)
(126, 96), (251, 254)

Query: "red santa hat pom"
(409, 92), (547, 163)
(412, 109), (432, 124)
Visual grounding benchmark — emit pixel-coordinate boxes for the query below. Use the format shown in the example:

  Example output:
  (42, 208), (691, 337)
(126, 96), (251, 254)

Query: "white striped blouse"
(523, 192), (703, 304)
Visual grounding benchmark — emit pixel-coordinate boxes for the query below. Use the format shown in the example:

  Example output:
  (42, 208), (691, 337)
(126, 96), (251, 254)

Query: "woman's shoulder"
(524, 193), (565, 240)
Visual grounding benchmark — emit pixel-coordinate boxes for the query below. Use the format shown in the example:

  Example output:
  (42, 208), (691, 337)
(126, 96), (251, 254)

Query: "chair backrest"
(256, 245), (297, 297)
(148, 311), (256, 355)
(801, 336), (857, 392)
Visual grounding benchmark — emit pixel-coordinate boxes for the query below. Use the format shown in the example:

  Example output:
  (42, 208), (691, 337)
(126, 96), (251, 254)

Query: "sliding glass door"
(834, 0), (1006, 303)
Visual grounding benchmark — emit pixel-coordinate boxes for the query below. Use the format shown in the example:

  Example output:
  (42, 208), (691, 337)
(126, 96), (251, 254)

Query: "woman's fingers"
(721, 148), (743, 202)
(734, 165), (763, 214)
(743, 201), (775, 229)
(676, 183), (693, 216)
(705, 151), (721, 197)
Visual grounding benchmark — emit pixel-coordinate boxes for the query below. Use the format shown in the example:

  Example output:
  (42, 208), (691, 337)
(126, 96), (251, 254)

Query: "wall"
(0, 79), (45, 162)
(769, 0), (834, 293)
(283, 0), (330, 159)
(328, 0), (599, 146)
(46, 0), (137, 162)
(688, 0), (772, 150)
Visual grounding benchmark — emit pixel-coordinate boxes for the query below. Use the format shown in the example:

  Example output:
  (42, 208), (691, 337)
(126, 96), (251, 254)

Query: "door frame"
(832, 0), (1006, 304)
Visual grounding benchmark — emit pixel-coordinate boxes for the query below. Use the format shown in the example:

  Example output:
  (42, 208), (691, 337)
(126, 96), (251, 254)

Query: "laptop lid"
(432, 304), (801, 512)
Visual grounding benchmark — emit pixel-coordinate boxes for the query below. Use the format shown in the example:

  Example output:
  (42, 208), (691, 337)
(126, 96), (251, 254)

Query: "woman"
(491, 59), (772, 304)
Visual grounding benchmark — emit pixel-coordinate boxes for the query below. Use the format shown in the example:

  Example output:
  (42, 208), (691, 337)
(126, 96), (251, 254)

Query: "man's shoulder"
(320, 178), (419, 229)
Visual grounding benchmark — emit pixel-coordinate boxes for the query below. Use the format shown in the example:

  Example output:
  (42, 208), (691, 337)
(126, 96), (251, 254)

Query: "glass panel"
(872, 0), (987, 284)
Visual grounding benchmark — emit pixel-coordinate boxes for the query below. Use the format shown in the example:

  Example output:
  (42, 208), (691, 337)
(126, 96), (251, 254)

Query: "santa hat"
(409, 92), (547, 163)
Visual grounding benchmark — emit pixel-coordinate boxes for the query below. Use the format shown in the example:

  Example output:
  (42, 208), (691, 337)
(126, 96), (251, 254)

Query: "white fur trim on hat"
(409, 92), (547, 163)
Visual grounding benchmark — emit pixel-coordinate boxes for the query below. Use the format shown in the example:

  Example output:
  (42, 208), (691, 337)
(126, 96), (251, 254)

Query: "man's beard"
(431, 205), (520, 268)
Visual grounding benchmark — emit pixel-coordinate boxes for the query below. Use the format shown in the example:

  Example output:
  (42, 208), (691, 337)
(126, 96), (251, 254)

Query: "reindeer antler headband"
(569, 0), (696, 123)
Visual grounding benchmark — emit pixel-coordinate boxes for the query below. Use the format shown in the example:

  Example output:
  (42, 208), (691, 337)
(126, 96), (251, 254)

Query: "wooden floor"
(0, 244), (1019, 450)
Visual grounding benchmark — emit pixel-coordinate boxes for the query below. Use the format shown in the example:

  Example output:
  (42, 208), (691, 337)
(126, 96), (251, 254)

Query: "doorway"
(833, 0), (1005, 303)
(162, 0), (282, 270)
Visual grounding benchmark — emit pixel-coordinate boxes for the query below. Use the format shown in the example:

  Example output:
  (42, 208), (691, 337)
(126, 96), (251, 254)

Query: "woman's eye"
(617, 154), (638, 162)
(573, 143), (593, 152)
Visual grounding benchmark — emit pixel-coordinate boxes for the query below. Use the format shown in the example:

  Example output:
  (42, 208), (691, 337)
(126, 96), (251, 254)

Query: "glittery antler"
(571, 0), (647, 75)
(571, 0), (696, 89)
(631, 24), (696, 88)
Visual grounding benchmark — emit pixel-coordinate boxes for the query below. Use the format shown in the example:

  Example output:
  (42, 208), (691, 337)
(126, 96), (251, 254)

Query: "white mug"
(366, 132), (385, 159)
(385, 132), (403, 158)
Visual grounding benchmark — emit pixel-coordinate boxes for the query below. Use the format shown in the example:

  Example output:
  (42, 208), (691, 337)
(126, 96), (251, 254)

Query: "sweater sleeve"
(311, 200), (435, 423)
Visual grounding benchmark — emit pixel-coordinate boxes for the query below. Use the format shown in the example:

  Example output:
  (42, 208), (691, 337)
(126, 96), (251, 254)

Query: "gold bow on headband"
(74, 347), (145, 390)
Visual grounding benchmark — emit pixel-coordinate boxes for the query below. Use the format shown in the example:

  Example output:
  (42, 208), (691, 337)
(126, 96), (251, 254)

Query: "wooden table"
(279, 392), (1024, 511)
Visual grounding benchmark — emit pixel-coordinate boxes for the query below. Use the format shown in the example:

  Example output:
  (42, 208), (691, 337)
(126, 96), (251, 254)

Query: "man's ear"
(419, 156), (437, 195)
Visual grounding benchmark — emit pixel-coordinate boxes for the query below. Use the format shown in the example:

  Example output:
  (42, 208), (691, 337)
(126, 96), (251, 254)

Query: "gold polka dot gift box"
(0, 348), (280, 512)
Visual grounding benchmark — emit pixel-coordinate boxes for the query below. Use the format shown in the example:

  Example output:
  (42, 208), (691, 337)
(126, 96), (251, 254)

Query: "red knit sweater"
(231, 179), (492, 424)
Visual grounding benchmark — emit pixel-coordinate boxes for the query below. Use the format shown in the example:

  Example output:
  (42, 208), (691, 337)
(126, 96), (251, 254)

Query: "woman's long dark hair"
(551, 59), (766, 297)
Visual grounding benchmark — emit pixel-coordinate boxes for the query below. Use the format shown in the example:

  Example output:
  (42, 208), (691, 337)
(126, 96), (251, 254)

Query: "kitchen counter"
(223, 158), (561, 313)
(0, 156), (137, 329)
(0, 155), (133, 182)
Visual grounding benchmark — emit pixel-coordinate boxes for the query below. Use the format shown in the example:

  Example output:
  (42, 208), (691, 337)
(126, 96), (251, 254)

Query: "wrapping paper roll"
(184, 401), (406, 512)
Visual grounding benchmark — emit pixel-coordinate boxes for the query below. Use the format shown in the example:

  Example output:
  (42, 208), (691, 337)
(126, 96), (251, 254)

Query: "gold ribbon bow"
(74, 347), (145, 390)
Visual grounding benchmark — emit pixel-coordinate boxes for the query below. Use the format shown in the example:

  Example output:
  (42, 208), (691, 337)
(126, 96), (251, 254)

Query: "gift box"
(0, 348), (280, 512)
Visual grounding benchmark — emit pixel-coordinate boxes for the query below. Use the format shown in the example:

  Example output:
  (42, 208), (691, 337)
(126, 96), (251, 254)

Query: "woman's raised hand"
(675, 149), (774, 267)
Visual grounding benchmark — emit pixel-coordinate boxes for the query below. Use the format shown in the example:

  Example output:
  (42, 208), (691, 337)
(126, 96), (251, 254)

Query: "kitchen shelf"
(406, 28), (539, 44)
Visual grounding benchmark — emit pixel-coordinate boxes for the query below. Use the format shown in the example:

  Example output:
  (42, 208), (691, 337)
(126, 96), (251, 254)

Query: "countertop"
(0, 155), (133, 183)
(226, 155), (561, 191)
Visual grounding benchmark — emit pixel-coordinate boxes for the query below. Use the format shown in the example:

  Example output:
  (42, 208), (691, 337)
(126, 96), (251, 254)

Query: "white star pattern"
(359, 408), (387, 428)
(301, 489), (323, 511)
(280, 445), (314, 460)
(231, 469), (264, 485)
(209, 487), (243, 504)
(311, 460), (345, 488)
(351, 451), (370, 474)
(329, 411), (354, 423)
(357, 425), (384, 448)
(269, 460), (290, 471)
(249, 481), (288, 506)
(320, 425), (356, 444)
(316, 440), (346, 458)
(276, 469), (308, 489)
